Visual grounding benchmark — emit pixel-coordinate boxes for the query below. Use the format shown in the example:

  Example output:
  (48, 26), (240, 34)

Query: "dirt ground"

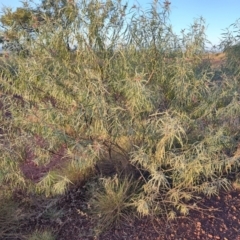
(18, 182), (239, 240)
(52, 185), (240, 240)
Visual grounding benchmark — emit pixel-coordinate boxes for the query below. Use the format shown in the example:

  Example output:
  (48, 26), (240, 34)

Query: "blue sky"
(1, 0), (240, 47)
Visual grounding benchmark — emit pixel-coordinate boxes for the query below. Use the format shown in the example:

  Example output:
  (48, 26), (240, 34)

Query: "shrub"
(221, 18), (240, 75)
(0, 0), (239, 232)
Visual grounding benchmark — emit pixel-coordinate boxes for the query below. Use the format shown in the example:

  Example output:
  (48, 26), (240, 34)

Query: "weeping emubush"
(129, 109), (236, 217)
(1, 0), (240, 231)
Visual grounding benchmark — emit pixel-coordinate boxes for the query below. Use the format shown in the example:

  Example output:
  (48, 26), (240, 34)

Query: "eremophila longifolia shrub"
(221, 18), (240, 76)
(0, 0), (240, 232)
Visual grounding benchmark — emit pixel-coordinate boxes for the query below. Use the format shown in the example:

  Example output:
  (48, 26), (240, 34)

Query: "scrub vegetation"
(0, 0), (240, 238)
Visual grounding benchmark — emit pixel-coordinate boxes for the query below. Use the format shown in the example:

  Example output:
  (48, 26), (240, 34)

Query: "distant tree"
(0, 6), (36, 53)
(0, 0), (78, 54)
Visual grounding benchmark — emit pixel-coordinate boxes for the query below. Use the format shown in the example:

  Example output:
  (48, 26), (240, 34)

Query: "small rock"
(231, 206), (236, 211)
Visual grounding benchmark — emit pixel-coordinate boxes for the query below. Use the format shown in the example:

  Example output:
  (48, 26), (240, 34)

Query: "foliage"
(0, 0), (240, 235)
(0, 0), (77, 53)
(221, 18), (240, 75)
(0, 6), (36, 52)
